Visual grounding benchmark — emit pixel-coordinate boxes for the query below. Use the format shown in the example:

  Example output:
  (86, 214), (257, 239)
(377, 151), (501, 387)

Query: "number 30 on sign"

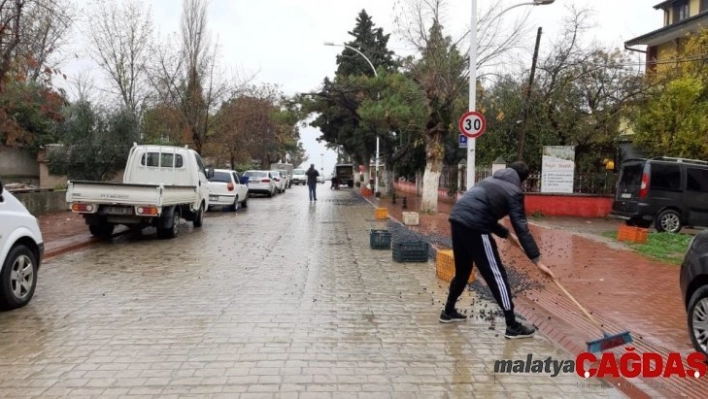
(458, 111), (486, 139)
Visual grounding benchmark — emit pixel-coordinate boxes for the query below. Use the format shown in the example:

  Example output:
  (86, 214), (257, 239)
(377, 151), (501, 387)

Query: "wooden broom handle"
(508, 233), (605, 331)
(549, 277), (604, 331)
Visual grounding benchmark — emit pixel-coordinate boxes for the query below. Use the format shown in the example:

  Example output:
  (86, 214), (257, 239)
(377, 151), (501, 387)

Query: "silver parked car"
(243, 170), (277, 197)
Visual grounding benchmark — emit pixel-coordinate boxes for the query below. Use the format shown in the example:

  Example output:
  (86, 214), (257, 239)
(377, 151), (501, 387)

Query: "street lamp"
(466, 0), (555, 190)
(324, 41), (381, 196)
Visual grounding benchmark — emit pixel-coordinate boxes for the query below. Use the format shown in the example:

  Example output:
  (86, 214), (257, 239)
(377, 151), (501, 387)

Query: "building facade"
(625, 0), (708, 72)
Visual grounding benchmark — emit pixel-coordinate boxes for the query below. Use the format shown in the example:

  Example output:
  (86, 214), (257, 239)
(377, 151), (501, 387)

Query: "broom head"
(587, 331), (633, 353)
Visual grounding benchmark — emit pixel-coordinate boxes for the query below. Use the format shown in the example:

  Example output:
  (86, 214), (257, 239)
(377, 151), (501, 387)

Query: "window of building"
(649, 163), (681, 191)
(687, 168), (708, 193)
(702, 0), (708, 13)
(674, 0), (690, 23)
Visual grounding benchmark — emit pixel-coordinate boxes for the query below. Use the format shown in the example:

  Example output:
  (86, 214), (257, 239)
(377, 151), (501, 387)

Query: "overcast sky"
(61, 0), (662, 173)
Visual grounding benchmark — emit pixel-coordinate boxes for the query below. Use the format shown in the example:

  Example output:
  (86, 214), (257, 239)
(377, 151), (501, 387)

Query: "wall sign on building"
(541, 146), (575, 194)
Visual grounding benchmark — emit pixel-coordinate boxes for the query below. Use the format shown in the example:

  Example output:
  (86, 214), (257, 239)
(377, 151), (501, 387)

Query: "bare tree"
(394, 0), (531, 75)
(85, 0), (153, 115)
(68, 68), (97, 103)
(147, 0), (242, 154)
(0, 0), (74, 88)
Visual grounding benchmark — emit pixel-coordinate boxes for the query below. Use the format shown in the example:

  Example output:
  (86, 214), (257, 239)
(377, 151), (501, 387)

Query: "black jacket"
(449, 168), (540, 263)
(305, 167), (319, 185)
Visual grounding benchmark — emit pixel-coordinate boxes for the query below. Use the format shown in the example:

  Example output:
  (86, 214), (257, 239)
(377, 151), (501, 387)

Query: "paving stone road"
(0, 186), (625, 398)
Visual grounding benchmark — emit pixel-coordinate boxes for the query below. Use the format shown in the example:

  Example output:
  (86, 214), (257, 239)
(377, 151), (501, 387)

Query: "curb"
(44, 229), (130, 261)
(358, 193), (663, 399)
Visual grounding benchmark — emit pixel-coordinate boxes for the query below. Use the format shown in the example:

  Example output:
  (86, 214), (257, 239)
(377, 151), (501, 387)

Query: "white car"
(0, 179), (44, 310)
(269, 170), (286, 193)
(207, 169), (249, 211)
(292, 169), (306, 185)
(277, 169), (292, 189)
(243, 170), (277, 197)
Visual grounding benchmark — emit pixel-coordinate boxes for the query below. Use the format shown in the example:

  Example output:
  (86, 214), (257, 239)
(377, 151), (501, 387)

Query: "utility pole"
(516, 27), (543, 162)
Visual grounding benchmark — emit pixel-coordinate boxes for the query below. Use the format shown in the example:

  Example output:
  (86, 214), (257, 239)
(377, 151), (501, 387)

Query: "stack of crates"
(392, 240), (429, 263)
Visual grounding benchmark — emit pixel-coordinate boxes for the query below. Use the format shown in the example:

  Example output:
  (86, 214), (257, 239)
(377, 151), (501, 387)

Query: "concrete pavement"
(0, 186), (622, 398)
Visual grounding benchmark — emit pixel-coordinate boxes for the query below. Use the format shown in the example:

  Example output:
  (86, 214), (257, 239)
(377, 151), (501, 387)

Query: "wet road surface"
(0, 186), (623, 398)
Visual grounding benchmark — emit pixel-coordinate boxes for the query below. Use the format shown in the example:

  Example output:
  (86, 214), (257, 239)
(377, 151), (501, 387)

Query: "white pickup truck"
(65, 144), (214, 239)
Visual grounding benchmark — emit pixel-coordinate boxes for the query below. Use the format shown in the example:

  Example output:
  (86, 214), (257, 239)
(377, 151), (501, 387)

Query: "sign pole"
(466, 0), (477, 191)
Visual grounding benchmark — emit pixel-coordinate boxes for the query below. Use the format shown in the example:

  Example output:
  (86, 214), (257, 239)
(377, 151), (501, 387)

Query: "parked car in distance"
(207, 169), (249, 211)
(610, 157), (708, 233)
(680, 230), (708, 358)
(292, 169), (306, 185)
(65, 144), (213, 239)
(271, 163), (294, 188)
(269, 170), (286, 193)
(278, 169), (291, 189)
(243, 170), (276, 197)
(0, 179), (44, 310)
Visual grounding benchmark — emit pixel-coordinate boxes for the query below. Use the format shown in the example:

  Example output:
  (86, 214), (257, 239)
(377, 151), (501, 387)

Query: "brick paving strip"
(39, 210), (129, 260)
(368, 191), (708, 399)
(2, 189), (625, 398)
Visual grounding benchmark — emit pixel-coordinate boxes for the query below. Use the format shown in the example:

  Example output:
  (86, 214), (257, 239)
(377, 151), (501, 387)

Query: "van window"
(687, 168), (708, 193)
(650, 163), (681, 191)
(141, 152), (184, 168)
(619, 163), (643, 187)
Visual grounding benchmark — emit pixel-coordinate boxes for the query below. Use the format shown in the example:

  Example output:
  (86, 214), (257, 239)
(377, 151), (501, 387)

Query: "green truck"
(335, 164), (355, 188)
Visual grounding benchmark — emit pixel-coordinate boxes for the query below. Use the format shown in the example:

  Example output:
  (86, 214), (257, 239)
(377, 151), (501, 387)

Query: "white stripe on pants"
(481, 234), (512, 311)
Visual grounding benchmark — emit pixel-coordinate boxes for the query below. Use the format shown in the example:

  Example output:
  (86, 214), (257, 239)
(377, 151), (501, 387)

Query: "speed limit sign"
(459, 111), (486, 139)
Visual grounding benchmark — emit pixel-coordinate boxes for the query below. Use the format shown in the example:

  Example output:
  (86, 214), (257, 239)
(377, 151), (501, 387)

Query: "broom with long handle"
(509, 233), (633, 352)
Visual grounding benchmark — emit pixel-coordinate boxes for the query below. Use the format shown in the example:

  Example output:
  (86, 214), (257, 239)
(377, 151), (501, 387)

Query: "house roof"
(625, 11), (708, 46)
(653, 0), (677, 10)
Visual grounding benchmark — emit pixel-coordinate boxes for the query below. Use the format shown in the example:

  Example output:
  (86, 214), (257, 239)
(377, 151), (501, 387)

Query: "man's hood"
(492, 168), (521, 187)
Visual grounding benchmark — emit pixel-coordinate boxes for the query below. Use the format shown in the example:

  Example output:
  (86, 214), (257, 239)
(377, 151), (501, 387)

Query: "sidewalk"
(369, 190), (707, 399)
(39, 210), (126, 259)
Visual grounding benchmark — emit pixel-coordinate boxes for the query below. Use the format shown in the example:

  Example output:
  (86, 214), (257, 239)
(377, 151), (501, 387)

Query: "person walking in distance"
(441, 162), (549, 339)
(305, 164), (319, 202)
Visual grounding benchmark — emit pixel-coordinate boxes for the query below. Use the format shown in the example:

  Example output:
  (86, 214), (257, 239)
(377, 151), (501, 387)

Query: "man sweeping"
(441, 161), (548, 339)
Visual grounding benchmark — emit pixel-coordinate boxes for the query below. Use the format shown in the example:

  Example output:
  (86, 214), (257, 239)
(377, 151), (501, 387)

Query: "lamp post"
(466, 0), (555, 190)
(324, 42), (381, 197)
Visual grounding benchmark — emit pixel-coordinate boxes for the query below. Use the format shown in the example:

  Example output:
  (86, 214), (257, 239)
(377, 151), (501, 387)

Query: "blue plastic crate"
(392, 240), (429, 263)
(370, 229), (392, 250)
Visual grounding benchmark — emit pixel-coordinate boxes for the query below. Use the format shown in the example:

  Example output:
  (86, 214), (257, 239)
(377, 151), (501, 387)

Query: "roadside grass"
(600, 230), (693, 265)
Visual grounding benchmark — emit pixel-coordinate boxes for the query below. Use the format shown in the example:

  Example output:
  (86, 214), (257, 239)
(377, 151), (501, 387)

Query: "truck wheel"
(193, 203), (204, 227)
(89, 223), (114, 238)
(0, 245), (38, 311)
(158, 210), (180, 239)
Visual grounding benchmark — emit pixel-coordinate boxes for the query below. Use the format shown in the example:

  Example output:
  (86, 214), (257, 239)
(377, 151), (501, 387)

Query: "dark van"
(610, 157), (708, 233)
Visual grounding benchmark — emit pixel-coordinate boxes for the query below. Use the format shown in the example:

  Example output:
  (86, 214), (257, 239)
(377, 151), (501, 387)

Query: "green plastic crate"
(392, 240), (429, 262)
(370, 229), (392, 250)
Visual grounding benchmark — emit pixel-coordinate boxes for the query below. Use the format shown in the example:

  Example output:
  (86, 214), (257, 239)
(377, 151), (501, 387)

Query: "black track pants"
(446, 221), (517, 326)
